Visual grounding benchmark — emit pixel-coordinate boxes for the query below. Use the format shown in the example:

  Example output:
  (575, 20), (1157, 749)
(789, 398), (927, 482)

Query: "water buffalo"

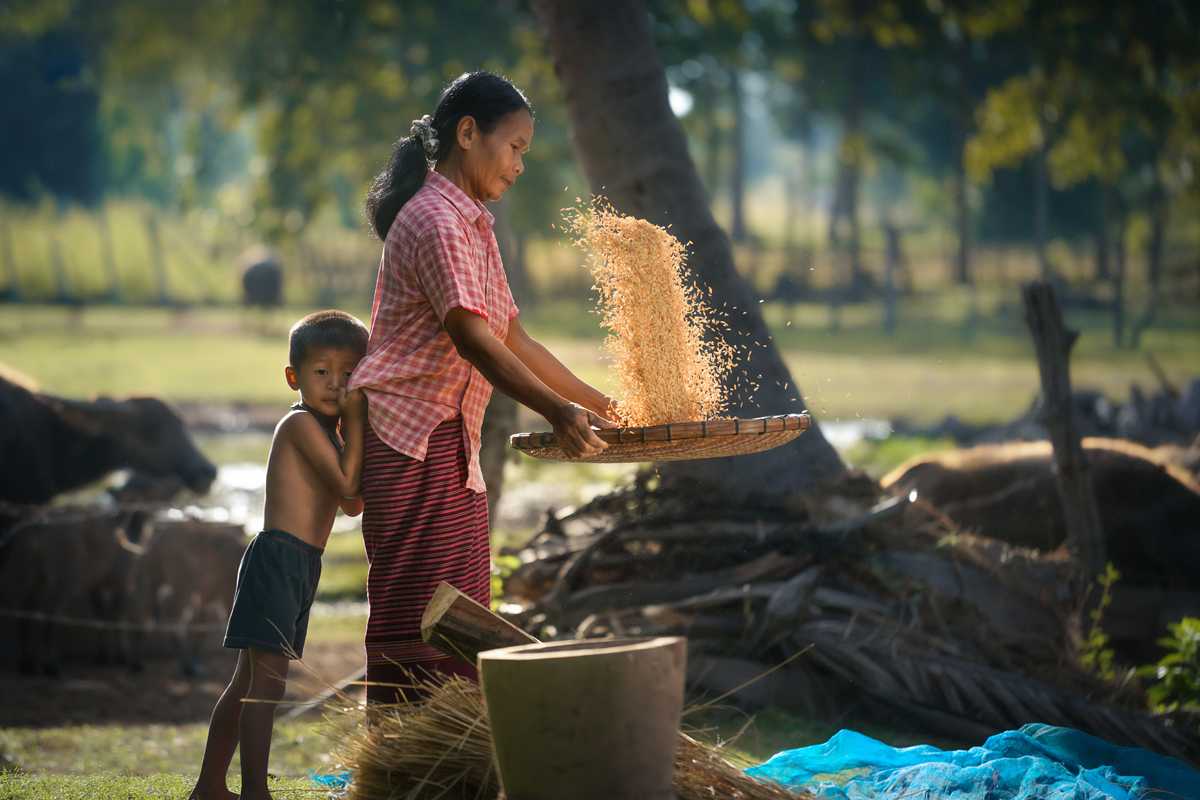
(239, 246), (283, 308)
(0, 373), (217, 505)
(124, 520), (247, 676)
(0, 508), (152, 674)
(882, 437), (1200, 660)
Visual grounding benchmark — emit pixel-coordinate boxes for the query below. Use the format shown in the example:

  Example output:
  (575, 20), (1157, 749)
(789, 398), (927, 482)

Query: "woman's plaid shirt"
(349, 170), (518, 493)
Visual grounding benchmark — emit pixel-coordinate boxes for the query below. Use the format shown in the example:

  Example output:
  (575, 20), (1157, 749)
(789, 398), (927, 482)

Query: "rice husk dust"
(564, 201), (736, 427)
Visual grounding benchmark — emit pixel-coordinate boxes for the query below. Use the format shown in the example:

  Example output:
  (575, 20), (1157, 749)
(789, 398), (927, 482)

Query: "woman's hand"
(550, 402), (615, 458)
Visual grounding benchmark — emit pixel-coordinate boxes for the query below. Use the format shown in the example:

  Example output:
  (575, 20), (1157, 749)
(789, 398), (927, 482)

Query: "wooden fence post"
(1021, 281), (1106, 602)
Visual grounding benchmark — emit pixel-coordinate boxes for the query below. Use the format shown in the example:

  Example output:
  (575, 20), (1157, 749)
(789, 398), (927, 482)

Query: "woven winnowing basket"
(509, 413), (810, 463)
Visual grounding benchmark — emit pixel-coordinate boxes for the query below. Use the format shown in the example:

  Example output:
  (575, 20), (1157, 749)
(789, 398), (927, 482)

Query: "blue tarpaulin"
(746, 723), (1200, 799)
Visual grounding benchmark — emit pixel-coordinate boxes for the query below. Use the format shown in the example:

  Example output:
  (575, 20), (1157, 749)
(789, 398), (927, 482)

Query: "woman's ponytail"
(365, 135), (429, 240)
(365, 71), (532, 240)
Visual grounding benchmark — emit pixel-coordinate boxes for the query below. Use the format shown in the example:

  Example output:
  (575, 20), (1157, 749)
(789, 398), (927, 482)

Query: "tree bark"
(1021, 282), (1106, 600)
(480, 390), (517, 524)
(830, 42), (865, 296)
(952, 42), (972, 287)
(1130, 180), (1168, 349)
(882, 223), (900, 334)
(702, 76), (722, 201)
(98, 207), (123, 303)
(48, 229), (71, 304)
(532, 0), (845, 496)
(728, 67), (747, 243)
(144, 212), (169, 306)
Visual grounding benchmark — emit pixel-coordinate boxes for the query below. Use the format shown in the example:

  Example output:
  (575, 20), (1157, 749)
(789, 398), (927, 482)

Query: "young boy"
(190, 309), (369, 800)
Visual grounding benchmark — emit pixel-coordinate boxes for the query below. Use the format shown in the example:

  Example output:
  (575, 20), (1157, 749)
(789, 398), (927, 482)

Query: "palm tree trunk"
(531, 0), (844, 495)
(729, 67), (747, 242)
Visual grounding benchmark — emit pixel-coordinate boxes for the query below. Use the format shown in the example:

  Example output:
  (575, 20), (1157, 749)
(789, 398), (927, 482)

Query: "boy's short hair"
(288, 310), (369, 367)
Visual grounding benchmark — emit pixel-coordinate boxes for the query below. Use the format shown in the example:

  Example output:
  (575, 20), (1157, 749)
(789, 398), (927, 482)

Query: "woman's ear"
(285, 365), (300, 390)
(455, 115), (478, 150)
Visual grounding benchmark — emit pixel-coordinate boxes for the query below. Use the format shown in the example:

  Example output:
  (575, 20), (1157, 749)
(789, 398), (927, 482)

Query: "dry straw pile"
(339, 674), (808, 800)
(565, 202), (736, 427)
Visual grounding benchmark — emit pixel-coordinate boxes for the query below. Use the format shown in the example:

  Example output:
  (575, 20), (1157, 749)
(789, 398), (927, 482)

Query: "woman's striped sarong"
(361, 416), (491, 701)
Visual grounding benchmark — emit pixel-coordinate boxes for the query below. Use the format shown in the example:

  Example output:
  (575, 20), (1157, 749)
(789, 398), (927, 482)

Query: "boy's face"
(285, 346), (362, 416)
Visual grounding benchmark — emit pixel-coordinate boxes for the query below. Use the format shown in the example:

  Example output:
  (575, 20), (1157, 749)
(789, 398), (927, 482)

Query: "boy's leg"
(239, 647), (290, 800)
(190, 650), (252, 800)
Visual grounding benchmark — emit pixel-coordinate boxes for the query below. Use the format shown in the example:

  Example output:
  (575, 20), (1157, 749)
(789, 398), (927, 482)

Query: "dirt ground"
(0, 641), (365, 728)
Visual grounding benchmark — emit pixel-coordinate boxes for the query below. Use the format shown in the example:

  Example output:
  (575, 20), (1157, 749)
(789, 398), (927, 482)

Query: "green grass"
(0, 715), (355, 798)
(0, 772), (313, 799)
(842, 434), (959, 479)
(305, 612), (367, 644)
(5, 297), (1196, 425)
(0, 719), (348, 778)
(316, 532), (369, 603)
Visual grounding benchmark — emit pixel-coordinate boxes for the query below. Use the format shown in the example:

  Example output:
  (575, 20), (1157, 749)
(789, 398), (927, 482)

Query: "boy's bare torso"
(263, 410), (343, 549)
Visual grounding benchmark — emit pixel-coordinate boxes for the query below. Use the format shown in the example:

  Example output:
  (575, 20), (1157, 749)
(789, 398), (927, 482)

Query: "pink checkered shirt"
(349, 170), (518, 494)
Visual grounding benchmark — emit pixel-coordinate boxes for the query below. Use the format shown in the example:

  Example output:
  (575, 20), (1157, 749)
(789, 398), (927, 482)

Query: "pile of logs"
(495, 471), (1200, 765)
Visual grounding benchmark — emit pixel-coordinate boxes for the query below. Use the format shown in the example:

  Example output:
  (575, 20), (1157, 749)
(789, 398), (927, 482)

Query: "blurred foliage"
(1080, 562), (1121, 682)
(0, 0), (1196, 308)
(1137, 617), (1200, 713)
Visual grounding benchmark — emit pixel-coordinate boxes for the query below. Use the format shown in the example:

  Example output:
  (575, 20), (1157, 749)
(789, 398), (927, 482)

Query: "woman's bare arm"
(504, 316), (615, 420)
(443, 308), (612, 457)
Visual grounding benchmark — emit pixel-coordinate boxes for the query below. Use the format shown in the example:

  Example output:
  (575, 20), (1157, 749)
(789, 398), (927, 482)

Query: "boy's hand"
(338, 387), (367, 419)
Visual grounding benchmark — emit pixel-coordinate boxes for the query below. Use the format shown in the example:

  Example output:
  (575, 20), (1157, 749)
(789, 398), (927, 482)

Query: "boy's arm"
(337, 389), (366, 517)
(287, 389), (366, 501)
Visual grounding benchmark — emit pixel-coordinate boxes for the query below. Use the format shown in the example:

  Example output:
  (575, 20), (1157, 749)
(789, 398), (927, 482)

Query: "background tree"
(532, 0), (846, 496)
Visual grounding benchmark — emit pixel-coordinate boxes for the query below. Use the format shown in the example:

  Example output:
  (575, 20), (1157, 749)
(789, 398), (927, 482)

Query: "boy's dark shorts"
(224, 529), (323, 659)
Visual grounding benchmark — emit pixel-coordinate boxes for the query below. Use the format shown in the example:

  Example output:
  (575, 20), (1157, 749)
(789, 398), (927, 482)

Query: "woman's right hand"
(550, 402), (613, 458)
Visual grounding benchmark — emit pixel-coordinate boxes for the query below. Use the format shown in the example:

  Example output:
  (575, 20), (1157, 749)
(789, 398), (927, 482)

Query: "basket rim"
(509, 412), (811, 451)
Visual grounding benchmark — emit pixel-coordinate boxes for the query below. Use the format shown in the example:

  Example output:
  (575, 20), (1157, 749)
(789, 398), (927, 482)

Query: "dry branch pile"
(498, 472), (1200, 765)
(564, 202), (735, 426)
(339, 674), (809, 800)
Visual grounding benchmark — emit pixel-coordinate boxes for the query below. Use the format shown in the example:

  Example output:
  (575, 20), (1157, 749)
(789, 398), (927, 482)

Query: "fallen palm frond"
(498, 472), (1200, 766)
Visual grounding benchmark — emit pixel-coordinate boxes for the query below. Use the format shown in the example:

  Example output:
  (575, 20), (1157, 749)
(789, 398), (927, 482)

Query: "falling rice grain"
(564, 200), (736, 427)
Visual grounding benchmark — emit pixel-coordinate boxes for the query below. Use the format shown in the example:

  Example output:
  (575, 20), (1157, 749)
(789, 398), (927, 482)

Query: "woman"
(349, 71), (615, 704)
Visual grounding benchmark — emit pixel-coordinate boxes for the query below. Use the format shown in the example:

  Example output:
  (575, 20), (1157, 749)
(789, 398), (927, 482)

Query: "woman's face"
(456, 109), (533, 203)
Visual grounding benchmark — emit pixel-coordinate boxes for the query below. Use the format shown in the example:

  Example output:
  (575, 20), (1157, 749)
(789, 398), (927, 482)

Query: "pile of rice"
(564, 201), (736, 427)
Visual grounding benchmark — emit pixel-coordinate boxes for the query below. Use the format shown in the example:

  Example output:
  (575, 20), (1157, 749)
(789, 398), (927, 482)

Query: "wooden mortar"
(479, 636), (686, 800)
